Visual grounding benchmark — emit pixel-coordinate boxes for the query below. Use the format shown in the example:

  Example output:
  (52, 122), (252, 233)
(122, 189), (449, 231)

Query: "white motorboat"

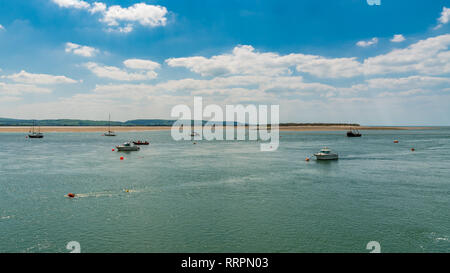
(116, 142), (140, 152)
(314, 147), (339, 160)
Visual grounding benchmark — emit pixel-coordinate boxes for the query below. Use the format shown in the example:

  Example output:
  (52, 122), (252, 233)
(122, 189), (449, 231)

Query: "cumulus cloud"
(65, 42), (99, 57)
(2, 70), (78, 84)
(0, 82), (52, 95)
(168, 35), (450, 79)
(89, 2), (106, 14)
(51, 1), (169, 33)
(166, 45), (294, 77)
(365, 76), (450, 90)
(52, 0), (90, 9)
(363, 34), (450, 75)
(436, 7), (450, 28)
(390, 34), (405, 43)
(84, 62), (159, 81)
(166, 44), (362, 78)
(356, 37), (378, 47)
(124, 59), (161, 71)
(99, 3), (168, 28)
(167, 45), (361, 78)
(378, 89), (429, 97)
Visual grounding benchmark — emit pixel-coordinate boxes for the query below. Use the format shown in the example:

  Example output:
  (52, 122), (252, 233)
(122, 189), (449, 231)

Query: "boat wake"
(427, 232), (450, 244)
(65, 189), (143, 199)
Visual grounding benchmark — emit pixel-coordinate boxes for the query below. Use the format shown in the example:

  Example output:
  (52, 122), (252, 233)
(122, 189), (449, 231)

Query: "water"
(0, 129), (449, 253)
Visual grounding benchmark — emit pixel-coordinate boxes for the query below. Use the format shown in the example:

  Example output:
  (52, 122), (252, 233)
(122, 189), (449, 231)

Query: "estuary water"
(0, 128), (449, 253)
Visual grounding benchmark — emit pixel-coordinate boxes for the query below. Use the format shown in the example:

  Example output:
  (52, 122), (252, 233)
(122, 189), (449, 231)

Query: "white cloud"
(88, 73), (336, 102)
(0, 82), (52, 95)
(356, 37), (378, 47)
(0, 96), (22, 103)
(378, 89), (429, 97)
(65, 42), (99, 57)
(52, 0), (90, 9)
(51, 1), (169, 33)
(366, 76), (450, 90)
(295, 56), (363, 78)
(123, 59), (161, 70)
(436, 7), (450, 28)
(89, 2), (106, 14)
(167, 35), (450, 79)
(100, 3), (168, 28)
(115, 24), (133, 33)
(3, 70), (78, 84)
(363, 34), (450, 75)
(84, 62), (158, 81)
(390, 34), (405, 43)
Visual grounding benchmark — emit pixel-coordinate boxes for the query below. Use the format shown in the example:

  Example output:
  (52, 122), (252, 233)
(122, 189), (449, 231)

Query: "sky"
(0, 0), (449, 125)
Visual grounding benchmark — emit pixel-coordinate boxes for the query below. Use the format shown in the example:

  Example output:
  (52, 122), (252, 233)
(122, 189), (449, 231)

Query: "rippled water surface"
(1, 129), (449, 252)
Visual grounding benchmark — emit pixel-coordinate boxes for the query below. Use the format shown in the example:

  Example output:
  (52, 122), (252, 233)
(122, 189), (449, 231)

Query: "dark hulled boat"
(133, 141), (149, 145)
(28, 121), (44, 138)
(347, 128), (362, 137)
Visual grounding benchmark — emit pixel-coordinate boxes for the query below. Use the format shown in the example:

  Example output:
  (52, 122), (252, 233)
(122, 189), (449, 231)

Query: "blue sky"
(0, 0), (449, 125)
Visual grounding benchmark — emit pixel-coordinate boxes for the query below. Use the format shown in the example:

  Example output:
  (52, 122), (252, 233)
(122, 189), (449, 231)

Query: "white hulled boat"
(104, 114), (116, 136)
(116, 142), (140, 152)
(314, 147), (339, 160)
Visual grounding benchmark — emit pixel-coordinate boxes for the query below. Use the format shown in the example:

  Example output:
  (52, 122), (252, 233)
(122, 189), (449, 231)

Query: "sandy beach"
(0, 125), (435, 133)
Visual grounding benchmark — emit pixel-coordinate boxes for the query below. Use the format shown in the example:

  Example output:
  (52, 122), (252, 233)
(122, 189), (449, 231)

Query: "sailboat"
(104, 114), (116, 136)
(28, 120), (44, 138)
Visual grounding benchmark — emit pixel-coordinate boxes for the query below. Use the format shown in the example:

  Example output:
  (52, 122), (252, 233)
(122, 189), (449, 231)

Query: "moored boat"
(116, 142), (140, 152)
(314, 147), (339, 160)
(347, 128), (362, 137)
(133, 140), (149, 145)
(104, 114), (116, 136)
(28, 121), (44, 138)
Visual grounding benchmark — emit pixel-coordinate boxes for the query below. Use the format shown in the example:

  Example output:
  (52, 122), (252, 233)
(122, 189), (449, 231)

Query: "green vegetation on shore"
(0, 118), (359, 127)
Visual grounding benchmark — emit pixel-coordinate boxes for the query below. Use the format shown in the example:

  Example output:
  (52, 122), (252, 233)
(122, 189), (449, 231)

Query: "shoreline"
(0, 125), (438, 133)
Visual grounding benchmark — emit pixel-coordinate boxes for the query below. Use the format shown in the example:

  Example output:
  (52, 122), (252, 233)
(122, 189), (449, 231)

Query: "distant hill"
(0, 118), (359, 127)
(0, 118), (241, 127)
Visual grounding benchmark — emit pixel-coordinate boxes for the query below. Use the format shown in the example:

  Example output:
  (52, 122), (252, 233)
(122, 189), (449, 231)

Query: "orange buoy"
(68, 193), (75, 198)
(305, 157), (310, 162)
(120, 156), (124, 160)
(394, 140), (399, 143)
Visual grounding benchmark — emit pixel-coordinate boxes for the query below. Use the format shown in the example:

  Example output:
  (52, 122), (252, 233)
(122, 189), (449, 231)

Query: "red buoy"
(411, 148), (415, 152)
(68, 193), (75, 198)
(112, 148), (115, 151)
(120, 157), (124, 160)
